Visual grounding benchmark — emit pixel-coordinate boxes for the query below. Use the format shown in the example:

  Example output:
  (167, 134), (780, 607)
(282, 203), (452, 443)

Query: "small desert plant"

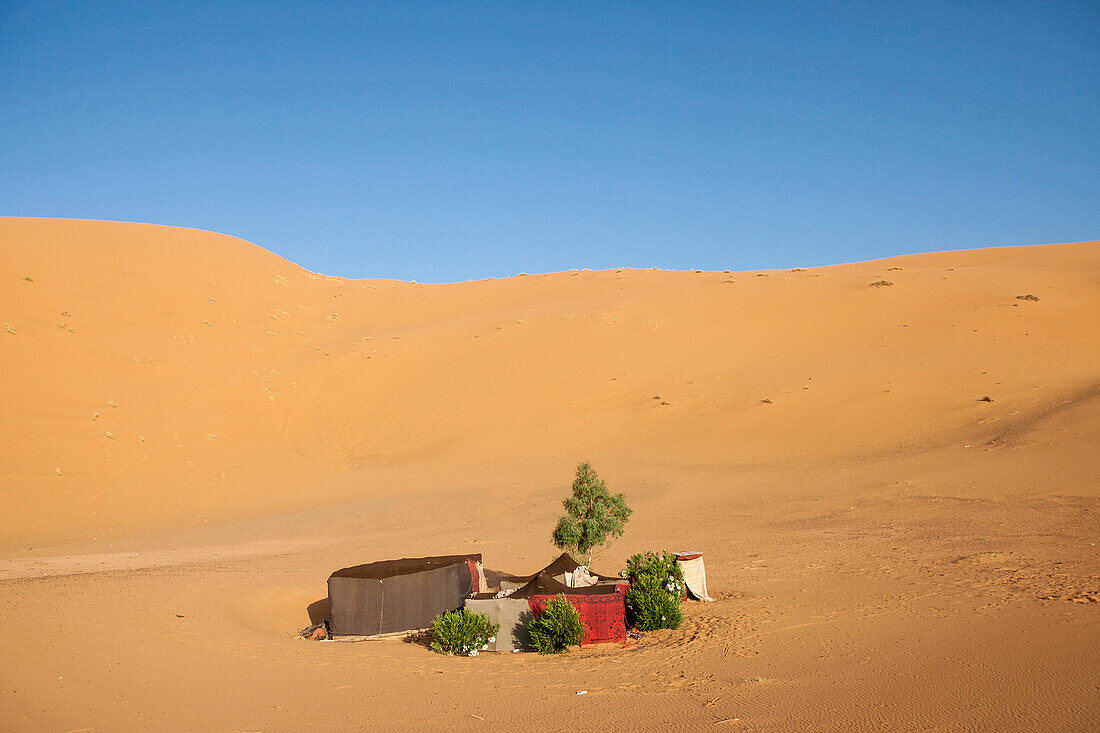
(552, 462), (632, 563)
(429, 608), (499, 657)
(527, 595), (584, 655)
(622, 551), (686, 631)
(870, 280), (894, 287)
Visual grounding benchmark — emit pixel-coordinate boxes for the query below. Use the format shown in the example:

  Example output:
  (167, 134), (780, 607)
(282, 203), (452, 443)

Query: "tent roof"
(329, 553), (481, 581)
(501, 552), (622, 585)
(500, 552), (579, 584)
(510, 572), (622, 598)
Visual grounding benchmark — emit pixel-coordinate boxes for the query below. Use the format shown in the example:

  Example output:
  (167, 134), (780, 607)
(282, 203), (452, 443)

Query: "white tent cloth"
(566, 565), (598, 587)
(675, 552), (714, 602)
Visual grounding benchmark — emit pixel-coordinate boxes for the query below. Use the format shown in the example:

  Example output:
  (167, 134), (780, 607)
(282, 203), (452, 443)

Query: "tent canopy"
(510, 572), (620, 598)
(328, 554), (482, 636)
(500, 552), (624, 591)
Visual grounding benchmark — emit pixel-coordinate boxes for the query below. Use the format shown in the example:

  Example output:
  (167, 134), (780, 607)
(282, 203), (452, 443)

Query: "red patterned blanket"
(525, 586), (627, 645)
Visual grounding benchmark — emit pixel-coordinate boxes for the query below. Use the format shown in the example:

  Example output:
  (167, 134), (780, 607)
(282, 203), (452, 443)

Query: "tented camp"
(327, 554), (485, 636)
(464, 554), (629, 650)
(321, 550), (709, 648)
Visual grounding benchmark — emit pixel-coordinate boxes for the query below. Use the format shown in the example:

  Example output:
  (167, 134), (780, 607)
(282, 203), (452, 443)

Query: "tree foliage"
(552, 462), (631, 561)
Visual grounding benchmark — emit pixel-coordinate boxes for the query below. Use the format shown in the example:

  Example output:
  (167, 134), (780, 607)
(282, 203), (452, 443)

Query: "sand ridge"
(2, 218), (1097, 547)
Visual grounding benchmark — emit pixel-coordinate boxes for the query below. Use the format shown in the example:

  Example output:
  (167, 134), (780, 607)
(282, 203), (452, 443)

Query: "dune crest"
(2, 218), (1097, 547)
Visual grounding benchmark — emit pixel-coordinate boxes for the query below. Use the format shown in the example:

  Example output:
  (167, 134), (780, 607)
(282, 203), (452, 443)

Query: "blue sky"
(2, 1), (1097, 282)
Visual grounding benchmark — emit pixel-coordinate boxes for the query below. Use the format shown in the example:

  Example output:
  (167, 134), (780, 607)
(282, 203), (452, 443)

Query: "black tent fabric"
(327, 554), (481, 636)
(509, 572), (616, 598)
(499, 552), (579, 585)
(499, 552), (622, 589)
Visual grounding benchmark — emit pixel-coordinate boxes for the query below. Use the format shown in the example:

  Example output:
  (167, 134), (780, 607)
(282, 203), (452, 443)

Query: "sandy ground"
(0, 218), (1097, 731)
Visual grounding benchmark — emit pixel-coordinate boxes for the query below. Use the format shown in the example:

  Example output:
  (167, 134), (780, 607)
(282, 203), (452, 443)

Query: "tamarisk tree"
(552, 462), (631, 564)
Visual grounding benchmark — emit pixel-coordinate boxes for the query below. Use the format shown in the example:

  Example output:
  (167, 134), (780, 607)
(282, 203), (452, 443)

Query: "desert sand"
(0, 217), (1097, 731)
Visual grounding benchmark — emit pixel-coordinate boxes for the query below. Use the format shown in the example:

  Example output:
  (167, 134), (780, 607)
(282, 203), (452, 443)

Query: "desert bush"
(552, 462), (632, 562)
(429, 608), (499, 656)
(622, 551), (685, 631)
(527, 595), (584, 655)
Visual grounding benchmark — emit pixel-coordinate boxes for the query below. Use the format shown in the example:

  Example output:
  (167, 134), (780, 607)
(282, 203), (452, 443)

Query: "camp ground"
(305, 551), (712, 651)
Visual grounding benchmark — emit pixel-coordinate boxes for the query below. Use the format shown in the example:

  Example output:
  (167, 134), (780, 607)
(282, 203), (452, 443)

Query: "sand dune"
(1, 218), (1097, 731)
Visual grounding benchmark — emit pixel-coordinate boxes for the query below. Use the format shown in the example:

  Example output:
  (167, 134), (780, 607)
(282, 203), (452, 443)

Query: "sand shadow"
(402, 630), (434, 648)
(307, 597), (330, 625)
(512, 610), (533, 650)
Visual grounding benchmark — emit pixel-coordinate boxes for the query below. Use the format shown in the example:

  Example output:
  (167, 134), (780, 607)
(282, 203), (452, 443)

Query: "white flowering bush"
(622, 551), (685, 631)
(429, 608), (500, 656)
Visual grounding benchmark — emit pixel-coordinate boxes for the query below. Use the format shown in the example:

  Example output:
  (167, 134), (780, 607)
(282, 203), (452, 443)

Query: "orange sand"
(1, 218), (1097, 731)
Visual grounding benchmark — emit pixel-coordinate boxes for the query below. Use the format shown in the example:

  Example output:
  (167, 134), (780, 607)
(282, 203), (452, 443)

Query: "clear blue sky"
(2, 2), (1097, 282)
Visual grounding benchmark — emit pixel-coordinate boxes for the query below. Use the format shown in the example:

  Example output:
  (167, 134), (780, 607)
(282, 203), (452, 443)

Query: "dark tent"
(499, 552), (624, 591)
(510, 572), (628, 645)
(327, 554), (483, 636)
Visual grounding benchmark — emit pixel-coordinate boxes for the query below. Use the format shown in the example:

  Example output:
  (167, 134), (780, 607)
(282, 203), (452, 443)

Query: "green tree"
(552, 462), (631, 563)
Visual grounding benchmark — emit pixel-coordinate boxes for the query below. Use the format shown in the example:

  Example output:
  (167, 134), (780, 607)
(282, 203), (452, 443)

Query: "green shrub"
(429, 608), (500, 656)
(622, 551), (685, 631)
(552, 462), (632, 562)
(527, 595), (584, 655)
